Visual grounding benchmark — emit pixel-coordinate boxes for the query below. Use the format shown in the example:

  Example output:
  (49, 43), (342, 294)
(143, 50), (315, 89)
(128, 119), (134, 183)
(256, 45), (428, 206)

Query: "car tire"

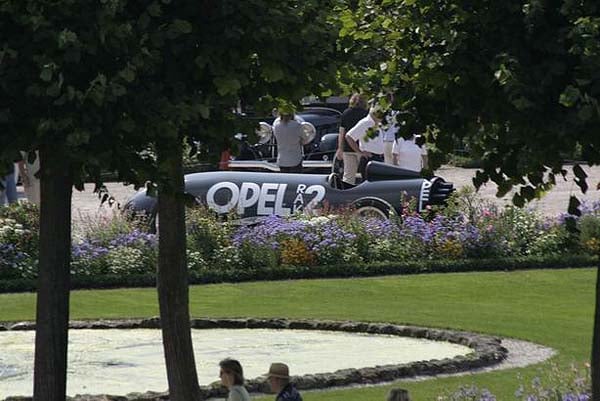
(352, 198), (391, 219)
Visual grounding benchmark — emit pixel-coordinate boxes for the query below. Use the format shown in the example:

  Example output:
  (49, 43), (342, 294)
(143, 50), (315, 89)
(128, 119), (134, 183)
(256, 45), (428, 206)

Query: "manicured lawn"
(0, 268), (595, 400)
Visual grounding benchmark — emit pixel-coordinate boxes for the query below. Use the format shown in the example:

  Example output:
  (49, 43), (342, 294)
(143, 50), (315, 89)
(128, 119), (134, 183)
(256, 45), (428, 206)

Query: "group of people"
(0, 152), (40, 206)
(337, 94), (428, 185)
(219, 359), (302, 401)
(271, 95), (428, 183)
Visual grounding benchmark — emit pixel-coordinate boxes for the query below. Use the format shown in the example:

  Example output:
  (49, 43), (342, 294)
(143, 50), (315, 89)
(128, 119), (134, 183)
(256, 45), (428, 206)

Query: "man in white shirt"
(380, 110), (399, 165)
(344, 107), (384, 184)
(392, 135), (428, 172)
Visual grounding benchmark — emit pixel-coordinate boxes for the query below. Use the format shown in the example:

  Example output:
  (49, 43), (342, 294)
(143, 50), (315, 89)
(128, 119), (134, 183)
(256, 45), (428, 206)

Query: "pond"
(0, 328), (472, 397)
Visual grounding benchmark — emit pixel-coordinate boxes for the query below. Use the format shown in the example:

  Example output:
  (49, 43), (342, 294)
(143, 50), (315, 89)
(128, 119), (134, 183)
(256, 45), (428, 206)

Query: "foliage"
(0, 203), (39, 279)
(186, 207), (233, 262)
(75, 210), (149, 245)
(0, 202), (40, 234)
(338, 0), (600, 208)
(0, 254), (596, 294)
(578, 216), (600, 256)
(437, 363), (591, 401)
(3, 190), (598, 282)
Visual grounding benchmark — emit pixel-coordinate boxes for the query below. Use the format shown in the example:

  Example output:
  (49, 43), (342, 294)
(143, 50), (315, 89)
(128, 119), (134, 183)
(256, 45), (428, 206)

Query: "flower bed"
(0, 187), (599, 290)
(437, 362), (590, 401)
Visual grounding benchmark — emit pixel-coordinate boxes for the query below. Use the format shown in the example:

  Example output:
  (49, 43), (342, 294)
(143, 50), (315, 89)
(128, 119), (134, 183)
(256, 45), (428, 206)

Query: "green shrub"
(441, 185), (497, 223)
(0, 254), (596, 293)
(579, 214), (600, 255)
(0, 202), (39, 232)
(0, 203), (39, 279)
(76, 209), (148, 246)
(186, 207), (233, 261)
(105, 247), (155, 275)
(528, 225), (572, 256)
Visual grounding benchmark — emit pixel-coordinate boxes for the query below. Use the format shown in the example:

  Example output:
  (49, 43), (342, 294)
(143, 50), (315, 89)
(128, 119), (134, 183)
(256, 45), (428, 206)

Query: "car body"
(124, 161), (454, 228)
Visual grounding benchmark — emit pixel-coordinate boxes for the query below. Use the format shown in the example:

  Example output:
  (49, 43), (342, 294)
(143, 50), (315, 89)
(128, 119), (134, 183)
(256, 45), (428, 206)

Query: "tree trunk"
(592, 262), (600, 400)
(156, 136), (201, 401)
(33, 148), (72, 401)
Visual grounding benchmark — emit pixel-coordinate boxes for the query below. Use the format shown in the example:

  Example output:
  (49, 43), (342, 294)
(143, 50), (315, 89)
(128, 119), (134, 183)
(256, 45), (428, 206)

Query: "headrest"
(365, 161), (420, 181)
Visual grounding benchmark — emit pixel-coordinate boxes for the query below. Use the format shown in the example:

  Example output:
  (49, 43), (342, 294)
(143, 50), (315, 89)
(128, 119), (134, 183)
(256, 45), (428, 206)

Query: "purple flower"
(72, 240), (109, 259)
(232, 215), (356, 261)
(109, 229), (157, 248)
(0, 243), (26, 268)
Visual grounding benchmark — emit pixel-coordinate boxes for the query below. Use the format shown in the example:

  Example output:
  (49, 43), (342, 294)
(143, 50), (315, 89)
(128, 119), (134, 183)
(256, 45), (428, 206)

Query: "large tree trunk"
(593, 263), (600, 400)
(156, 136), (201, 401)
(33, 148), (72, 401)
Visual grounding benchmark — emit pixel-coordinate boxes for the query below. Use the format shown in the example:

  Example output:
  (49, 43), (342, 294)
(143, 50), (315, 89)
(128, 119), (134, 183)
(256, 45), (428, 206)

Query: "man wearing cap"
(344, 105), (385, 184)
(266, 363), (303, 401)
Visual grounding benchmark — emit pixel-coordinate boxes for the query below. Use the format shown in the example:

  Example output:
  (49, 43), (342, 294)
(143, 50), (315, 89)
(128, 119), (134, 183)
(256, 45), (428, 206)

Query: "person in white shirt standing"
(344, 106), (384, 184)
(392, 135), (428, 172)
(380, 109), (399, 165)
(18, 151), (41, 205)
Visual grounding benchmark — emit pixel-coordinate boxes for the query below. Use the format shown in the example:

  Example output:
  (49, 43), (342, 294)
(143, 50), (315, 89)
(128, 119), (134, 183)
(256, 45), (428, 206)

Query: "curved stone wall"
(1, 318), (508, 401)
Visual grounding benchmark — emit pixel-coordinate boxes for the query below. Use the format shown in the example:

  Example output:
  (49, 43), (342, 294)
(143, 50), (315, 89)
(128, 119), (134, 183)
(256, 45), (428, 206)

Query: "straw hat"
(266, 363), (290, 379)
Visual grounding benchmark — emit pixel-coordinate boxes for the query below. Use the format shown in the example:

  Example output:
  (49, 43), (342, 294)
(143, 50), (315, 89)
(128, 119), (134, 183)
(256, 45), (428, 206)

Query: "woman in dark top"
(336, 94), (368, 185)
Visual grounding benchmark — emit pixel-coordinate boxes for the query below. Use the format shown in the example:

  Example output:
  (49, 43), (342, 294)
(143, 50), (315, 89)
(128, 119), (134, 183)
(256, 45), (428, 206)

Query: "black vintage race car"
(124, 162), (454, 228)
(228, 107), (340, 173)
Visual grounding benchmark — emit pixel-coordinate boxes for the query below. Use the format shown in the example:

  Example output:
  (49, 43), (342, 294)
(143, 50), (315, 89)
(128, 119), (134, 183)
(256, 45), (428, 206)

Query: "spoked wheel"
(352, 199), (391, 219)
(355, 205), (388, 219)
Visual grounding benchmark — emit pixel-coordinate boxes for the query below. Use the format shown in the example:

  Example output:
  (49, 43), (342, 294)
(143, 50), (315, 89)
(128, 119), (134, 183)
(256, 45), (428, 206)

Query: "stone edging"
(1, 318), (508, 401)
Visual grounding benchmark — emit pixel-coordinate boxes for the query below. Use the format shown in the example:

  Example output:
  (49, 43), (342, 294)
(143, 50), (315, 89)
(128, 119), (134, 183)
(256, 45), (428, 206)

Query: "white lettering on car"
(274, 184), (291, 216)
(292, 193), (304, 213)
(206, 181), (239, 213)
(237, 182), (260, 214)
(257, 183), (279, 215)
(205, 182), (326, 215)
(305, 185), (326, 210)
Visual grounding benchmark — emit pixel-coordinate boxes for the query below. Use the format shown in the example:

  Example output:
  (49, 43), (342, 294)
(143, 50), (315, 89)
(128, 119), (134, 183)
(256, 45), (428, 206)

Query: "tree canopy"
(1, 2), (341, 400)
(339, 0), (600, 209)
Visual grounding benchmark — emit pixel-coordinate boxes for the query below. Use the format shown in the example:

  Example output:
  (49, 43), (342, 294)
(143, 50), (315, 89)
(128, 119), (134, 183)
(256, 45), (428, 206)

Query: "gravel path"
(403, 338), (556, 382)
(436, 164), (600, 217)
(296, 338), (556, 397)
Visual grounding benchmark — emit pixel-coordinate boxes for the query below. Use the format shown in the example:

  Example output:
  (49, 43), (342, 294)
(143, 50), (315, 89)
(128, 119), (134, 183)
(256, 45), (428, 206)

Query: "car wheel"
(352, 199), (391, 219)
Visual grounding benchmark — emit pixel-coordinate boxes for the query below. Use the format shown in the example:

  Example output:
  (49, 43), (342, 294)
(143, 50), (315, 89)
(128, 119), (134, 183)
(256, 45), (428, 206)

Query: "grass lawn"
(0, 268), (595, 400)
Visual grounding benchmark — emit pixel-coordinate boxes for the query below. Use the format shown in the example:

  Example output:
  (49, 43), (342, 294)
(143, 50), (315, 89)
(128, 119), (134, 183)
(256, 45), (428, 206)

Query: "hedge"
(0, 254), (596, 294)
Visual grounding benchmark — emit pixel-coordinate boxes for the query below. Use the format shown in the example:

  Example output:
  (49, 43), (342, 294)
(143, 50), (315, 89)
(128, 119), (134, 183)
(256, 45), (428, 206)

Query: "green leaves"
(58, 29), (78, 49)
(166, 19), (193, 39)
(568, 195), (582, 216)
(339, 0), (600, 213)
(261, 64), (285, 83)
(213, 76), (241, 96)
(559, 85), (581, 107)
(573, 164), (589, 193)
(119, 65), (136, 83)
(3, 0), (341, 190)
(39, 65), (54, 82)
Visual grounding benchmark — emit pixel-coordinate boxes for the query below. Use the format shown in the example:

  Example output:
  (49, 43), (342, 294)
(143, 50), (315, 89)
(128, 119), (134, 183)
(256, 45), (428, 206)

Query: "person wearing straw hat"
(266, 362), (303, 401)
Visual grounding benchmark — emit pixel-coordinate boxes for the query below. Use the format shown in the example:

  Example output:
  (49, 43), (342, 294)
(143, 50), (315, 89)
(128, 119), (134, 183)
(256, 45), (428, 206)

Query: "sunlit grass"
(0, 268), (595, 400)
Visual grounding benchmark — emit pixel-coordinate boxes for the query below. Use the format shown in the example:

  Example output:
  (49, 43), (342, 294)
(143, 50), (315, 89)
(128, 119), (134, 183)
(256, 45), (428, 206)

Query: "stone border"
(1, 318), (508, 401)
